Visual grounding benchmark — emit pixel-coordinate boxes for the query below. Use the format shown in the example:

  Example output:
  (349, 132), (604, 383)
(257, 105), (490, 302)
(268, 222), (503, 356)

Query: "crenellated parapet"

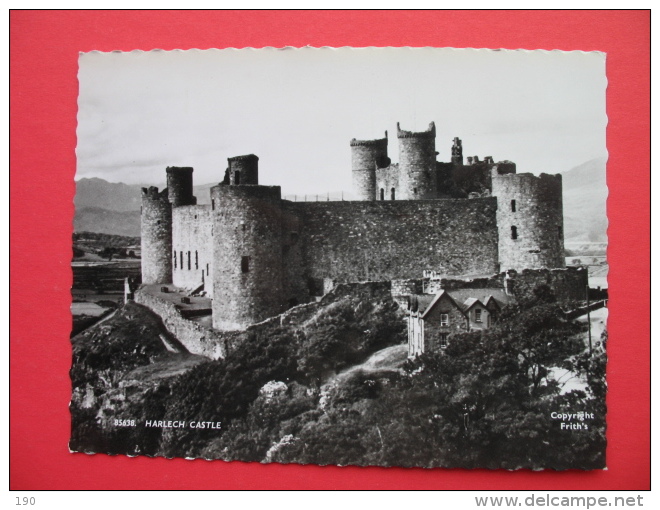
(141, 186), (168, 201)
(396, 121), (436, 139)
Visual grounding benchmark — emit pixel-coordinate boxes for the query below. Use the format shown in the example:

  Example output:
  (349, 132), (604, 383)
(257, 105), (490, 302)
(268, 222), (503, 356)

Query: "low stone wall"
(135, 288), (240, 360)
(511, 267), (588, 304)
(392, 267), (588, 306)
(135, 280), (391, 360)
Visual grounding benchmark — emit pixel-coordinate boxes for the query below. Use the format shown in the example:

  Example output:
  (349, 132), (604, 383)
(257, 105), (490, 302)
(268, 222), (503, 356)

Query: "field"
(71, 259), (142, 337)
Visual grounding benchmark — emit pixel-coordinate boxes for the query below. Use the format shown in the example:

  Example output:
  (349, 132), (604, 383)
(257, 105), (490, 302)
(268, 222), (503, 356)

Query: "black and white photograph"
(70, 47), (608, 470)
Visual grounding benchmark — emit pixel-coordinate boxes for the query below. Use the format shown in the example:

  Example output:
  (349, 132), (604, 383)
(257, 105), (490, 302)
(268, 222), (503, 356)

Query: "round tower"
(210, 184), (285, 330)
(492, 173), (565, 272)
(227, 154), (259, 185)
(140, 186), (173, 284)
(397, 122), (438, 200)
(350, 132), (389, 201)
(166, 166), (196, 207)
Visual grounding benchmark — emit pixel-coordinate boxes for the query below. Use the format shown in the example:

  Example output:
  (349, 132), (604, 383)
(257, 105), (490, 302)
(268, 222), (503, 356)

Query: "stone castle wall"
(493, 172), (565, 271)
(211, 184), (286, 330)
(134, 288), (235, 359)
(391, 266), (588, 306)
(141, 187), (172, 285)
(508, 267), (588, 304)
(375, 163), (400, 201)
(166, 167), (196, 208)
(285, 197), (500, 286)
(351, 136), (388, 201)
(172, 205), (213, 296)
(397, 123), (438, 200)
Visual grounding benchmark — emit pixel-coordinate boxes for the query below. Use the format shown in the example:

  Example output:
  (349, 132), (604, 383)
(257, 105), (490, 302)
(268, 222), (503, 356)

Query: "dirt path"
(324, 343), (408, 387)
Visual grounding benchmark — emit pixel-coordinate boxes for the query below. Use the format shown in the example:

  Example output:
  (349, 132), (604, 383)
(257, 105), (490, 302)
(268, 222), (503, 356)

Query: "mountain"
(561, 158), (608, 244)
(75, 160), (608, 242)
(73, 178), (216, 235)
(74, 178), (145, 212)
(74, 207), (141, 237)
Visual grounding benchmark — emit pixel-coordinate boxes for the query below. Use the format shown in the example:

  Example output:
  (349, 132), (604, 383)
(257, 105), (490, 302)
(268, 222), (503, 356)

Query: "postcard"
(70, 47), (608, 470)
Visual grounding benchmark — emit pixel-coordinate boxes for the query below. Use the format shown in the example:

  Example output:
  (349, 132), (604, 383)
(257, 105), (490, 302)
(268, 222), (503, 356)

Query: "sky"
(77, 47), (607, 196)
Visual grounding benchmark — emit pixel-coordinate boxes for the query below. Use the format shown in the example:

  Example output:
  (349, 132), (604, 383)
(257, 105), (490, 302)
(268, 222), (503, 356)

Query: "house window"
(475, 309), (482, 322)
(173, 251), (177, 269)
(241, 256), (250, 273)
(235, 171), (241, 185)
(511, 199), (516, 212)
(187, 251), (191, 270)
(391, 188), (396, 200)
(440, 313), (449, 326)
(195, 251), (199, 269)
(380, 188), (385, 201)
(414, 187), (418, 195)
(511, 226), (518, 240)
(439, 333), (448, 349)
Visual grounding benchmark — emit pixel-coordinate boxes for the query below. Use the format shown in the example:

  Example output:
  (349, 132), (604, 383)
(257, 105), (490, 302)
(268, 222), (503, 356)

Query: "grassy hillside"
(562, 158), (608, 243)
(69, 283), (605, 469)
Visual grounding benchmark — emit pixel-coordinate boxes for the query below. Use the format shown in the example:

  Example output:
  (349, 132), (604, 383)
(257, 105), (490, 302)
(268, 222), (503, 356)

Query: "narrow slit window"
(206, 263), (209, 276)
(380, 188), (385, 201)
(211, 199), (215, 210)
(391, 188), (396, 200)
(180, 251), (183, 270)
(511, 199), (516, 212)
(413, 187), (418, 195)
(173, 251), (177, 269)
(187, 251), (191, 270)
(511, 226), (518, 240)
(235, 171), (240, 185)
(558, 225), (562, 238)
(241, 256), (250, 273)
(195, 251), (199, 269)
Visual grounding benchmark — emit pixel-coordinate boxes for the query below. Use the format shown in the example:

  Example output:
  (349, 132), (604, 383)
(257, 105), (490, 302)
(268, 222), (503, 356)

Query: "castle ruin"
(140, 121), (567, 332)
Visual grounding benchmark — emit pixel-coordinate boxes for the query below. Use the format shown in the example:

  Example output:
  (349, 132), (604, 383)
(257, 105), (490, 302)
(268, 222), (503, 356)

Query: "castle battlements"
(141, 120), (566, 333)
(396, 121), (436, 139)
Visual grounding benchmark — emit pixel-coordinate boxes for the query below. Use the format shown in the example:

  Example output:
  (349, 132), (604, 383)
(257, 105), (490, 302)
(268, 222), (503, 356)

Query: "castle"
(141, 121), (566, 332)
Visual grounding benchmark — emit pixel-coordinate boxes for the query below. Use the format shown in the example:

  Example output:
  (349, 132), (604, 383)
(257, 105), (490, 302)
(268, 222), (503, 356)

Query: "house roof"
(461, 297), (484, 313)
(444, 288), (513, 310)
(419, 290), (463, 320)
(409, 288), (513, 318)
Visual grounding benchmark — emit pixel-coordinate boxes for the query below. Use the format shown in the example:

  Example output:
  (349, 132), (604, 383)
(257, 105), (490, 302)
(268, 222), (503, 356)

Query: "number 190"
(16, 497), (36, 506)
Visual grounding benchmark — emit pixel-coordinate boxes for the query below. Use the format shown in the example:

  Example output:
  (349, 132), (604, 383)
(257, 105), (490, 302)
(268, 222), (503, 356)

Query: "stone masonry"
(140, 120), (567, 335)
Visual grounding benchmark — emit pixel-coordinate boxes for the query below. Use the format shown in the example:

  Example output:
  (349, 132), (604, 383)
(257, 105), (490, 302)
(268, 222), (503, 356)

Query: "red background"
(9, 10), (650, 490)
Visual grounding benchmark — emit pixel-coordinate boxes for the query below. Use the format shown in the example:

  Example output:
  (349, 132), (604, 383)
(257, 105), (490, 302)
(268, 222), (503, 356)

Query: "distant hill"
(74, 207), (141, 237)
(75, 160), (608, 242)
(561, 157), (608, 243)
(73, 178), (216, 235)
(75, 178), (145, 212)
